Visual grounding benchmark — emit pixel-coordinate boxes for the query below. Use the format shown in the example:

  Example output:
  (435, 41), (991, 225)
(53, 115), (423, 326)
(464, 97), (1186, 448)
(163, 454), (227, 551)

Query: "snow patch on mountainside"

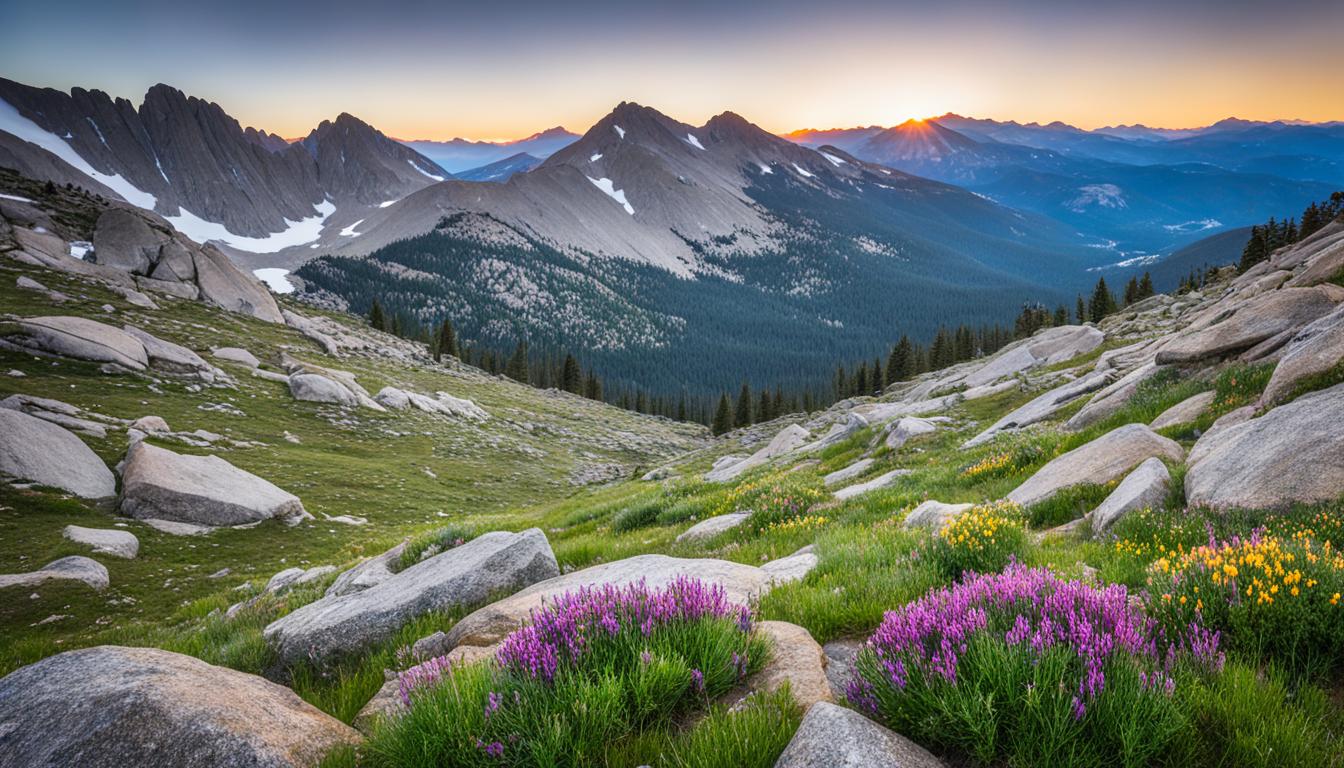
(378, 199), (398, 208)
(340, 219), (365, 237)
(407, 159), (444, 182)
(590, 153), (603, 162)
(613, 125), (626, 139)
(820, 151), (846, 166)
(792, 163), (814, 178)
(757, 163), (773, 174)
(1164, 219), (1222, 233)
(1068, 184), (1126, 212)
(167, 199), (336, 253)
(253, 268), (295, 293)
(685, 133), (706, 150)
(586, 176), (635, 215)
(0, 97), (158, 209)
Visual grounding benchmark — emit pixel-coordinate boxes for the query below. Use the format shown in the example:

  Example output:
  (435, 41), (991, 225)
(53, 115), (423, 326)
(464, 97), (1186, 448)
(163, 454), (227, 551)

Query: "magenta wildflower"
(690, 668), (704, 692)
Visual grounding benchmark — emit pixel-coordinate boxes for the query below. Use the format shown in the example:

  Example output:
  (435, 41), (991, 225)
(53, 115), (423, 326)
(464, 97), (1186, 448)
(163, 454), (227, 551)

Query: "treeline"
(364, 272), (1154, 432)
(1239, 191), (1344, 273)
(705, 273), (1155, 434)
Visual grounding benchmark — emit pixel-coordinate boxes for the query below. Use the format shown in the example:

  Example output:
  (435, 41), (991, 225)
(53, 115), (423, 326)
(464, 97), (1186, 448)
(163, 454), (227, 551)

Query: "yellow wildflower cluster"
(960, 452), (1012, 480)
(1155, 534), (1344, 608)
(766, 514), (829, 534)
(939, 501), (1025, 552)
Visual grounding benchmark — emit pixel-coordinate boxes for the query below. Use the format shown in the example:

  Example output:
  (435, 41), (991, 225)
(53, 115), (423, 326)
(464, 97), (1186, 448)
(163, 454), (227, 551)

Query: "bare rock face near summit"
(264, 529), (559, 668)
(119, 442), (308, 526)
(1186, 383), (1344, 510)
(0, 646), (360, 768)
(0, 408), (115, 498)
(1007, 424), (1183, 508)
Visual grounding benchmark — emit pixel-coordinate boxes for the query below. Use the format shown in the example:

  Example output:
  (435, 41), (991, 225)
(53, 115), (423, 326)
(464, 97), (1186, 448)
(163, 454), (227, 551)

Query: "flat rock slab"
(122, 325), (210, 376)
(142, 518), (214, 536)
(0, 408), (115, 498)
(825, 459), (874, 486)
(676, 512), (749, 542)
(11, 316), (148, 370)
(1091, 457), (1171, 533)
(1008, 423), (1183, 508)
(265, 529), (559, 669)
(834, 469), (910, 501)
(120, 442), (307, 526)
(723, 621), (832, 712)
(63, 525), (139, 559)
(885, 417), (939, 450)
(1261, 305), (1344, 405)
(1155, 286), (1341, 365)
(289, 373), (357, 406)
(774, 701), (946, 768)
(903, 500), (973, 530)
(1066, 361), (1164, 430)
(212, 347), (260, 368)
(707, 424), (810, 482)
(964, 370), (1112, 448)
(760, 546), (819, 583)
(444, 553), (789, 651)
(1150, 391), (1216, 430)
(0, 556), (108, 591)
(1186, 383), (1344, 510)
(0, 646), (359, 767)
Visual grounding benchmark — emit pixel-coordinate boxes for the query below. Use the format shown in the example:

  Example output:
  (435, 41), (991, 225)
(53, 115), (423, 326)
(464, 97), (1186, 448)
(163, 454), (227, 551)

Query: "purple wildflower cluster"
(493, 576), (750, 682)
(847, 564), (1222, 719)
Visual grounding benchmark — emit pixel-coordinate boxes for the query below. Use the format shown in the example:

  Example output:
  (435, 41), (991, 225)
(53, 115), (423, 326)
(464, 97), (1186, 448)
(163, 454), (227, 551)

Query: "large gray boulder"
(1154, 287), (1341, 365)
(8, 316), (148, 371)
(960, 325), (1104, 388)
(1186, 383), (1344, 510)
(799, 413), (867, 454)
(0, 646), (360, 767)
(675, 512), (749, 542)
(212, 347), (260, 368)
(727, 621), (832, 712)
(1260, 305), (1344, 405)
(121, 325), (211, 376)
(1150, 391), (1216, 430)
(91, 208), (163, 274)
(1065, 362), (1164, 430)
(0, 556), (109, 591)
(443, 553), (789, 651)
(324, 541), (407, 598)
(834, 469), (910, 501)
(288, 373), (357, 406)
(0, 408), (115, 498)
(707, 424), (810, 482)
(885, 417), (940, 450)
(773, 701), (945, 768)
(193, 246), (284, 323)
(119, 442), (307, 526)
(1091, 457), (1171, 533)
(264, 529), (558, 668)
(964, 370), (1112, 448)
(1007, 424), (1184, 508)
(63, 525), (139, 559)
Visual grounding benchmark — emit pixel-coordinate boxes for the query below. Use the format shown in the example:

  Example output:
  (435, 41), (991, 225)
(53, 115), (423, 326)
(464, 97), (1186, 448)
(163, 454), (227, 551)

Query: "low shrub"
(397, 523), (475, 572)
(1027, 482), (1115, 528)
(927, 500), (1027, 579)
(364, 577), (768, 767)
(849, 565), (1223, 768)
(1147, 529), (1344, 682)
(741, 481), (827, 532)
(612, 496), (669, 532)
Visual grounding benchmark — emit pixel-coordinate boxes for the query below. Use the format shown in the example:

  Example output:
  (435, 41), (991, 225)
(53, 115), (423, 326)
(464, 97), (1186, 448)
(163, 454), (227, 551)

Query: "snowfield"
(685, 133), (706, 150)
(253, 268), (295, 294)
(586, 176), (635, 215)
(167, 199), (337, 254)
(407, 159), (445, 182)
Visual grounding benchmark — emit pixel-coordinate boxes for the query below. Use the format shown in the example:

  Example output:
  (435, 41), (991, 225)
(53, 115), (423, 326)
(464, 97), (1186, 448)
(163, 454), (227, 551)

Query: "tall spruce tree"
(505, 340), (530, 383)
(711, 394), (733, 435)
(560, 354), (582, 394)
(368, 299), (386, 331)
(735, 382), (753, 427)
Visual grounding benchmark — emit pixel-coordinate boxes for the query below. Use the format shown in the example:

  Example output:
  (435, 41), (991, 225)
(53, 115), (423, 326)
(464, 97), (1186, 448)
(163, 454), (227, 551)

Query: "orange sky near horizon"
(4, 1), (1341, 142)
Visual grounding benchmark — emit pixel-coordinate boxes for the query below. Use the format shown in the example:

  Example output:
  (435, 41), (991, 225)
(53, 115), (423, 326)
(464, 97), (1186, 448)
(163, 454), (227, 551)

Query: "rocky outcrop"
(958, 325), (1104, 388)
(0, 555), (109, 591)
(902, 500), (973, 530)
(373, 386), (488, 420)
(1150, 391), (1215, 430)
(324, 541), (407, 598)
(63, 525), (139, 559)
(119, 442), (308, 526)
(1008, 424), (1183, 508)
(724, 621), (831, 711)
(0, 645), (360, 767)
(1154, 286), (1341, 365)
(798, 414), (867, 455)
(121, 325), (212, 377)
(1065, 362), (1164, 430)
(773, 701), (945, 768)
(1260, 305), (1344, 405)
(442, 553), (804, 651)
(675, 513), (748, 542)
(964, 370), (1112, 447)
(212, 347), (260, 368)
(289, 373), (357, 406)
(193, 246), (285, 323)
(0, 408), (115, 498)
(264, 529), (559, 668)
(707, 424), (810, 482)
(824, 459), (874, 486)
(1186, 383), (1344, 510)
(6, 316), (148, 370)
(884, 417), (941, 450)
(1090, 457), (1171, 532)
(834, 469), (910, 501)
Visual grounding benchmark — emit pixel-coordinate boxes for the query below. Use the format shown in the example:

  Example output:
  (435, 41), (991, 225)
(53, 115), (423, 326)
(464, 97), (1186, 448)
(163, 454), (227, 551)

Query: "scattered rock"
(824, 459), (874, 486)
(120, 442), (308, 526)
(773, 701), (946, 768)
(1007, 424), (1183, 508)
(821, 639), (863, 701)
(0, 408), (115, 498)
(884, 417), (939, 450)
(959, 325), (1104, 388)
(1186, 383), (1344, 510)
(964, 370), (1112, 448)
(129, 415), (170, 433)
(1150, 391), (1216, 430)
(122, 325), (211, 376)
(1065, 362), (1165, 430)
(63, 525), (139, 559)
(1090, 457), (1171, 533)
(1155, 286), (1341, 365)
(0, 645), (360, 767)
(0, 556), (109, 591)
(707, 424), (810, 482)
(212, 347), (260, 368)
(289, 373), (357, 406)
(264, 529), (559, 669)
(902, 500), (973, 530)
(799, 413), (867, 455)
(834, 469), (910, 501)
(676, 512), (749, 542)
(141, 518), (214, 536)
(760, 546), (818, 583)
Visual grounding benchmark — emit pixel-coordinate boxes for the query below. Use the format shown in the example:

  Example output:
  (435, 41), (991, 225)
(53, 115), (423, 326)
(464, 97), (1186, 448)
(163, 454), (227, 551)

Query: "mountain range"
(1, 76), (1339, 395)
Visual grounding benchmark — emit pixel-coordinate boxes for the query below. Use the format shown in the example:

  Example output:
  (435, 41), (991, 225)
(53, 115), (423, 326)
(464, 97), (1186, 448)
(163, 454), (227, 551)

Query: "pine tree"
(773, 388), (785, 417)
(560, 354), (581, 394)
(711, 394), (733, 436)
(676, 392), (688, 422)
(735, 382), (753, 427)
(368, 299), (386, 331)
(505, 340), (530, 383)
(1054, 305), (1069, 326)
(887, 336), (912, 384)
(854, 362), (869, 397)
(1138, 272), (1154, 300)
(391, 313), (403, 337)
(583, 371), (603, 401)
(1088, 277), (1116, 323)
(758, 390), (774, 423)
(1076, 295), (1087, 324)
(433, 320), (458, 362)
(1123, 276), (1140, 306)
